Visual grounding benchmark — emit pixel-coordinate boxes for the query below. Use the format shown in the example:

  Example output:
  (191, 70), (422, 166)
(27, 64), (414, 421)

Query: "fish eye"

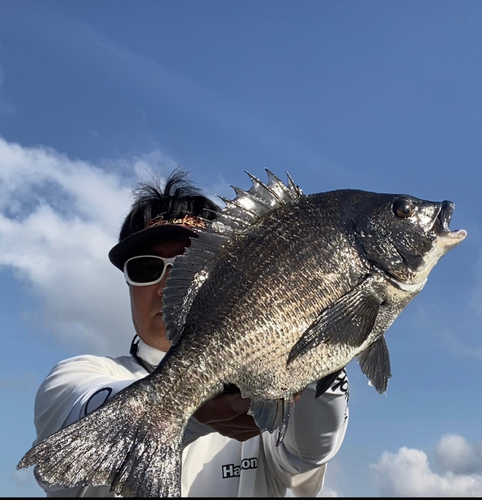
(393, 199), (415, 219)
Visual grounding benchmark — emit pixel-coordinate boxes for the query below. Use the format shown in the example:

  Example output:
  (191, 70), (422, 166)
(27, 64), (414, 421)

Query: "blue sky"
(1, 0), (481, 496)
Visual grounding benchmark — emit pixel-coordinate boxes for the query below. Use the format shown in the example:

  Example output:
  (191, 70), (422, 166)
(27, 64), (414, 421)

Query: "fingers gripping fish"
(17, 170), (467, 497)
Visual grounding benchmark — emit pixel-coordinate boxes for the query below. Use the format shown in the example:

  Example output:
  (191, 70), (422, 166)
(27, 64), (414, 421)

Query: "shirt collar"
(137, 337), (167, 368)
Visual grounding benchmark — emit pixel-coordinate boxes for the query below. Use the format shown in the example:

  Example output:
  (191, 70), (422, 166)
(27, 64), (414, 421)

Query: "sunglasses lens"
(126, 257), (166, 284)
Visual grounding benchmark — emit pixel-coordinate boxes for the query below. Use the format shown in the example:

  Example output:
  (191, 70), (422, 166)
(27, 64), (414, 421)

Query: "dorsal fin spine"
(285, 172), (302, 197)
(230, 185), (273, 216)
(219, 196), (261, 222)
(163, 170), (302, 346)
(245, 171), (285, 206)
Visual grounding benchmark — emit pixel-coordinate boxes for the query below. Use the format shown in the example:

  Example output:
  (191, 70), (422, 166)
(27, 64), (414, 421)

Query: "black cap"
(108, 170), (220, 271)
(108, 221), (198, 271)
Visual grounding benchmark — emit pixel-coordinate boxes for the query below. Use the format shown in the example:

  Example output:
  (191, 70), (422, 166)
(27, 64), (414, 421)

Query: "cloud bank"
(371, 434), (482, 496)
(0, 137), (181, 355)
(436, 434), (482, 476)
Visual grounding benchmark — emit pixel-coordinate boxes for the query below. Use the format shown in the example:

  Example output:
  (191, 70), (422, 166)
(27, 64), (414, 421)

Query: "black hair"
(118, 169), (221, 242)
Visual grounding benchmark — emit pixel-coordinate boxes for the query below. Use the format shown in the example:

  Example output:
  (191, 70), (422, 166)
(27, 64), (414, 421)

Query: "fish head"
(350, 191), (467, 286)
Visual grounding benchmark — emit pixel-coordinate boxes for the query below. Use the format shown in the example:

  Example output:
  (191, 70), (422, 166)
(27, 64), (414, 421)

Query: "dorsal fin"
(163, 170), (303, 345)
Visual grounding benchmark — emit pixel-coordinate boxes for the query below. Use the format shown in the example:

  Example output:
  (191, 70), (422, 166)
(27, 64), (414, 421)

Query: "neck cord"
(129, 335), (158, 374)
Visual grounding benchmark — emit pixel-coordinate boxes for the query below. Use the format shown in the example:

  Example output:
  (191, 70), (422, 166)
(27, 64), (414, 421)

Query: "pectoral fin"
(248, 397), (292, 445)
(287, 286), (381, 364)
(356, 336), (392, 394)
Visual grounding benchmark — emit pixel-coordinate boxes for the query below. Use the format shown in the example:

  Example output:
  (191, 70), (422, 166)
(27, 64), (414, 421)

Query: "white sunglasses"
(123, 255), (177, 287)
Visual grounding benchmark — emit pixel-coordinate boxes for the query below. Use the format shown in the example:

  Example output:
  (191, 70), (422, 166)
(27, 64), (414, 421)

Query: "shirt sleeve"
(33, 355), (138, 444)
(33, 354), (214, 448)
(260, 369), (349, 497)
(32, 354), (213, 497)
(32, 355), (139, 496)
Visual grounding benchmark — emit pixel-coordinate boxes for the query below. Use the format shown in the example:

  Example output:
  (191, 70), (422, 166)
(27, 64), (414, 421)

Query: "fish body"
(17, 172), (467, 497)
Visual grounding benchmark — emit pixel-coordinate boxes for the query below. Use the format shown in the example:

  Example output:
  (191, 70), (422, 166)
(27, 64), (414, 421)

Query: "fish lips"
(432, 201), (467, 243)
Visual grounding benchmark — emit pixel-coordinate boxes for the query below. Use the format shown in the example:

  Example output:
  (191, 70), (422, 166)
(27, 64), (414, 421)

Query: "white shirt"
(33, 339), (349, 497)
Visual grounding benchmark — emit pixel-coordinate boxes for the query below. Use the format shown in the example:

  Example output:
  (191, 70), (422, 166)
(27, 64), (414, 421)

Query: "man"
(32, 170), (349, 497)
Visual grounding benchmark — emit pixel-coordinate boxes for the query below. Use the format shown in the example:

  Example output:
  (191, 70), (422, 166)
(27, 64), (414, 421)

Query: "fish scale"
(18, 172), (467, 497)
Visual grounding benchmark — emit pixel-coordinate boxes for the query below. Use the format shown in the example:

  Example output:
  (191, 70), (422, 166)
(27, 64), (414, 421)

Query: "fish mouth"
(432, 201), (467, 242)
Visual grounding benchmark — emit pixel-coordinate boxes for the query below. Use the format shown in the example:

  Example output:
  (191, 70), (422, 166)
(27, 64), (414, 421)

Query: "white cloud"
(436, 434), (482, 475)
(371, 436), (482, 497)
(0, 137), (182, 355)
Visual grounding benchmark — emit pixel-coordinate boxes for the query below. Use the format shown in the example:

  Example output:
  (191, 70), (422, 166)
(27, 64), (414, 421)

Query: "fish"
(17, 170), (467, 497)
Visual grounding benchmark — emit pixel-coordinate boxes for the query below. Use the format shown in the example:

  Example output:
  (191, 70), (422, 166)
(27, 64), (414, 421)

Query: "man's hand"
(193, 390), (304, 442)
(194, 392), (260, 442)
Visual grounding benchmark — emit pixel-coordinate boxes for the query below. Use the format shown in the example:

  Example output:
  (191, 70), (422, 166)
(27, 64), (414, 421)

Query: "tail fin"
(17, 387), (185, 497)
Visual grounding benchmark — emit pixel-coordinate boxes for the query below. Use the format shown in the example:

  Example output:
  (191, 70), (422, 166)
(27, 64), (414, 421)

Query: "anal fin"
(248, 398), (292, 445)
(357, 336), (392, 394)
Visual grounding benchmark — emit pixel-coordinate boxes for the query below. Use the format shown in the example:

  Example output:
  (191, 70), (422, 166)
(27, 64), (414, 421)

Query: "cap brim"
(108, 224), (197, 271)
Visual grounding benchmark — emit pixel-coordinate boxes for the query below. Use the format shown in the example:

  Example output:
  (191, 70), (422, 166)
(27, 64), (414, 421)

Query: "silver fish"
(17, 170), (467, 497)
